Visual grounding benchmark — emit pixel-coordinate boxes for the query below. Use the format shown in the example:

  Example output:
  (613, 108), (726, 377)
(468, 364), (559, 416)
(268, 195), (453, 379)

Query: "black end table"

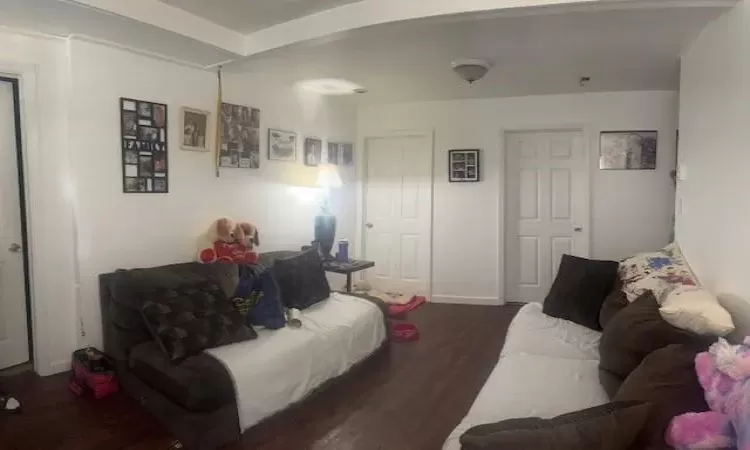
(323, 259), (375, 292)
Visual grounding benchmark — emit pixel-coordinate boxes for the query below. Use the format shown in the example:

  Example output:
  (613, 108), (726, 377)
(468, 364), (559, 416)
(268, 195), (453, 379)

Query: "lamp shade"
(316, 164), (343, 188)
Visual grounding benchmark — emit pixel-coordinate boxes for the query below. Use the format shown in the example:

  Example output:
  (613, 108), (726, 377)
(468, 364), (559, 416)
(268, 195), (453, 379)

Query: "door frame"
(357, 129), (435, 299)
(499, 124), (592, 303)
(0, 76), (33, 368)
(0, 58), (78, 376)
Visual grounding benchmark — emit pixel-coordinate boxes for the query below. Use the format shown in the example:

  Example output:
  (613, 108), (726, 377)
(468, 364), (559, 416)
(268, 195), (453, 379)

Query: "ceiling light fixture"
(297, 78), (365, 95)
(451, 58), (493, 85)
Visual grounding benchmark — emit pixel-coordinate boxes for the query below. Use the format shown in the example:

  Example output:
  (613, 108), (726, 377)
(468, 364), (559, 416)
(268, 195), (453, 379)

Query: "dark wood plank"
(0, 303), (520, 450)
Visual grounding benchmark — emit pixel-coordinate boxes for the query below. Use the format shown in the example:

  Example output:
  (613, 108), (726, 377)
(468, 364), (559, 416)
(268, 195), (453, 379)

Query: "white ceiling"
(227, 6), (727, 103)
(158, 0), (363, 33)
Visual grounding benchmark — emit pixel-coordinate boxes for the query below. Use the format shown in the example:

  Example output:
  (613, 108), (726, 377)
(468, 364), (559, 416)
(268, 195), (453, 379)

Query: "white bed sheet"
(442, 353), (609, 450)
(207, 292), (386, 431)
(500, 302), (602, 360)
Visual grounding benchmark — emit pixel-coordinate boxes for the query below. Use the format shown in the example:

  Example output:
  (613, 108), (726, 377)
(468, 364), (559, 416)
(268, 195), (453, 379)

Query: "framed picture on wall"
(599, 131), (658, 170)
(268, 128), (297, 161)
(449, 149), (480, 182)
(180, 107), (210, 152)
(219, 103), (260, 169)
(304, 137), (323, 167)
(120, 97), (168, 193)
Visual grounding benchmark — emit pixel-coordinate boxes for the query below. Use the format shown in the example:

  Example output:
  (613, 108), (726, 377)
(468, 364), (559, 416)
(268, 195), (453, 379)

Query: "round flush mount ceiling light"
(297, 78), (365, 95)
(451, 58), (493, 84)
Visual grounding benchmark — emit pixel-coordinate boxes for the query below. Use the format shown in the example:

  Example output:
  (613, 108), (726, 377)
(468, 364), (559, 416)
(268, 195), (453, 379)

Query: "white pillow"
(659, 286), (735, 336)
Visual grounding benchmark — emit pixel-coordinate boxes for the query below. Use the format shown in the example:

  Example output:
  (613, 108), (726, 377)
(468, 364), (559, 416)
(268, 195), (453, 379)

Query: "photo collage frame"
(121, 97), (168, 193)
(448, 149), (480, 182)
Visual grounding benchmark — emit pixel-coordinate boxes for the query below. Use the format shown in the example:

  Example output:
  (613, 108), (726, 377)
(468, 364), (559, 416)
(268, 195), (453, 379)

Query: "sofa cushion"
(501, 303), (601, 360)
(442, 353), (609, 450)
(129, 341), (235, 412)
(104, 262), (239, 359)
(140, 281), (256, 363)
(598, 368), (625, 399)
(598, 292), (711, 379)
(599, 279), (628, 330)
(543, 254), (619, 331)
(459, 401), (651, 450)
(614, 344), (709, 448)
(273, 249), (331, 310)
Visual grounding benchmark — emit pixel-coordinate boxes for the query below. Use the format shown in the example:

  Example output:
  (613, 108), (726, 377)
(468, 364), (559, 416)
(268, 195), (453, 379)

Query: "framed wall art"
(327, 142), (354, 166)
(181, 107), (210, 152)
(219, 103), (260, 168)
(449, 149), (480, 182)
(121, 97), (168, 193)
(304, 137), (323, 167)
(599, 130), (658, 170)
(268, 128), (297, 161)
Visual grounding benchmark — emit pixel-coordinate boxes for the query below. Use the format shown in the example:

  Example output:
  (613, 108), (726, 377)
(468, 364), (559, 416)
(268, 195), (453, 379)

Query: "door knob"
(573, 226), (583, 232)
(365, 222), (373, 229)
(8, 243), (21, 253)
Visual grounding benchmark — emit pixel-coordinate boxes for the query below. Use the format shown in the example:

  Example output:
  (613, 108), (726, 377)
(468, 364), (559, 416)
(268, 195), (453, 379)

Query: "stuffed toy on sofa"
(666, 337), (750, 449)
(197, 217), (259, 264)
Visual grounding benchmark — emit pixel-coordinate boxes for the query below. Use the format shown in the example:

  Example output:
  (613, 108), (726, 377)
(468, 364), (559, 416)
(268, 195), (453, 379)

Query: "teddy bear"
(666, 337), (750, 449)
(197, 217), (259, 264)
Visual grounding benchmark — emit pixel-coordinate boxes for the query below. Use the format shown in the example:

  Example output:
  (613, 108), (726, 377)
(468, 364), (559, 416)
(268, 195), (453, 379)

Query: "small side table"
(323, 259), (375, 293)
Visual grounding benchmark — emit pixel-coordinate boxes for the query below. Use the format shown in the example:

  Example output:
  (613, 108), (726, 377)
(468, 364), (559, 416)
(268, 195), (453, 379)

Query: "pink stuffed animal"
(667, 338), (750, 449)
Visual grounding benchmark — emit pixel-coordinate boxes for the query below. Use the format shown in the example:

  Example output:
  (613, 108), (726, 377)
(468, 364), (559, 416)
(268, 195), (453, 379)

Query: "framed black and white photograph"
(449, 149), (480, 182)
(304, 137), (323, 167)
(327, 142), (354, 166)
(220, 103), (260, 169)
(181, 107), (210, 152)
(120, 97), (168, 193)
(600, 131), (658, 170)
(268, 128), (297, 161)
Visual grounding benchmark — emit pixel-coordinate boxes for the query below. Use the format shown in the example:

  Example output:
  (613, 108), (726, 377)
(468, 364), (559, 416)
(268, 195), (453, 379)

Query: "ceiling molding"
(241, 0), (736, 57)
(61, 0), (246, 55)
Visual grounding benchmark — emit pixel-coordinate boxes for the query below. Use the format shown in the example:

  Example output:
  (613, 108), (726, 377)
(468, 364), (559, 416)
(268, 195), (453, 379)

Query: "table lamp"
(315, 164), (342, 259)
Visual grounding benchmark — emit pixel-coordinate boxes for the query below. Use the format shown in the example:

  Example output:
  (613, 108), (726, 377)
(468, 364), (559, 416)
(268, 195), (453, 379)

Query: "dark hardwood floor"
(1, 303), (520, 450)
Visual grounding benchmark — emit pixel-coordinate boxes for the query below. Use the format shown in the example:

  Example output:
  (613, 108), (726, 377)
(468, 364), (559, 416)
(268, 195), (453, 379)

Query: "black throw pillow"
(459, 401), (651, 450)
(140, 281), (256, 363)
(273, 249), (331, 310)
(614, 344), (709, 448)
(543, 254), (619, 330)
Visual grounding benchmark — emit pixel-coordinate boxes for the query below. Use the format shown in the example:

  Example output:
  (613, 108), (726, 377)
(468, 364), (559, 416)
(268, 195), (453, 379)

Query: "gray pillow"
(459, 401), (651, 450)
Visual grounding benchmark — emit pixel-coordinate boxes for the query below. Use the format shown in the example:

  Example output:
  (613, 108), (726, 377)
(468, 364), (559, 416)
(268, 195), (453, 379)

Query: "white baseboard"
(430, 295), (504, 306)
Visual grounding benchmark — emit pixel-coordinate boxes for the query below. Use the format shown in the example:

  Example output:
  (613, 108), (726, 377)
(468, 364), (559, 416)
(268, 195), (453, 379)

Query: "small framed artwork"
(268, 129), (297, 161)
(120, 97), (168, 193)
(181, 107), (210, 152)
(328, 142), (354, 166)
(600, 131), (658, 170)
(449, 149), (480, 182)
(304, 137), (323, 167)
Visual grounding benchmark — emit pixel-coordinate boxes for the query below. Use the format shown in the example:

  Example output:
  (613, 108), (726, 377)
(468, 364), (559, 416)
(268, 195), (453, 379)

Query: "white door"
(364, 134), (432, 295)
(504, 130), (589, 303)
(0, 80), (30, 369)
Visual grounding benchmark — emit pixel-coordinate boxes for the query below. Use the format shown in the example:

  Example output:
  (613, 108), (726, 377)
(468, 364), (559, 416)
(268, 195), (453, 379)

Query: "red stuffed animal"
(197, 218), (259, 264)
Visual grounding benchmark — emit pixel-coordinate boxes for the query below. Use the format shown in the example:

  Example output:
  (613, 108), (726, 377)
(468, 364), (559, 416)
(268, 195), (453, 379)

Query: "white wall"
(68, 39), (357, 350)
(676, 1), (750, 300)
(358, 91), (678, 304)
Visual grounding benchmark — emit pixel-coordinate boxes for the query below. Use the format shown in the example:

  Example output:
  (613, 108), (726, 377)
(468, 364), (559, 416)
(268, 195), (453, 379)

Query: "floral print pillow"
(619, 243), (697, 302)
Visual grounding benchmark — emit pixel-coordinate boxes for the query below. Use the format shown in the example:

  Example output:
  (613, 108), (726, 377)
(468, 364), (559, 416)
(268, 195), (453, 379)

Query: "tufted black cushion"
(140, 281), (256, 363)
(273, 249), (331, 310)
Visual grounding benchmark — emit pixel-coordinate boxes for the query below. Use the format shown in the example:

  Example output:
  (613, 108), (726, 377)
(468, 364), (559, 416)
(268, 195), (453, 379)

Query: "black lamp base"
(314, 215), (336, 259)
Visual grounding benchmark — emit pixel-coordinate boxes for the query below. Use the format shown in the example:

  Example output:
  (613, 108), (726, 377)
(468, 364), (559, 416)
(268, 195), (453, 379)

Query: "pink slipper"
(392, 323), (419, 342)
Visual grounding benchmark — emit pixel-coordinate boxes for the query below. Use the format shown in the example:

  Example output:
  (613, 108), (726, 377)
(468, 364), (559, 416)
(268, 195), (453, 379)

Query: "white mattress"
(443, 303), (608, 450)
(207, 292), (386, 431)
(500, 302), (602, 360)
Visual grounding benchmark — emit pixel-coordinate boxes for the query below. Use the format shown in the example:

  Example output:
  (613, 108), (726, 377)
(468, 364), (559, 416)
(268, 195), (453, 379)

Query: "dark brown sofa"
(99, 252), (387, 450)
